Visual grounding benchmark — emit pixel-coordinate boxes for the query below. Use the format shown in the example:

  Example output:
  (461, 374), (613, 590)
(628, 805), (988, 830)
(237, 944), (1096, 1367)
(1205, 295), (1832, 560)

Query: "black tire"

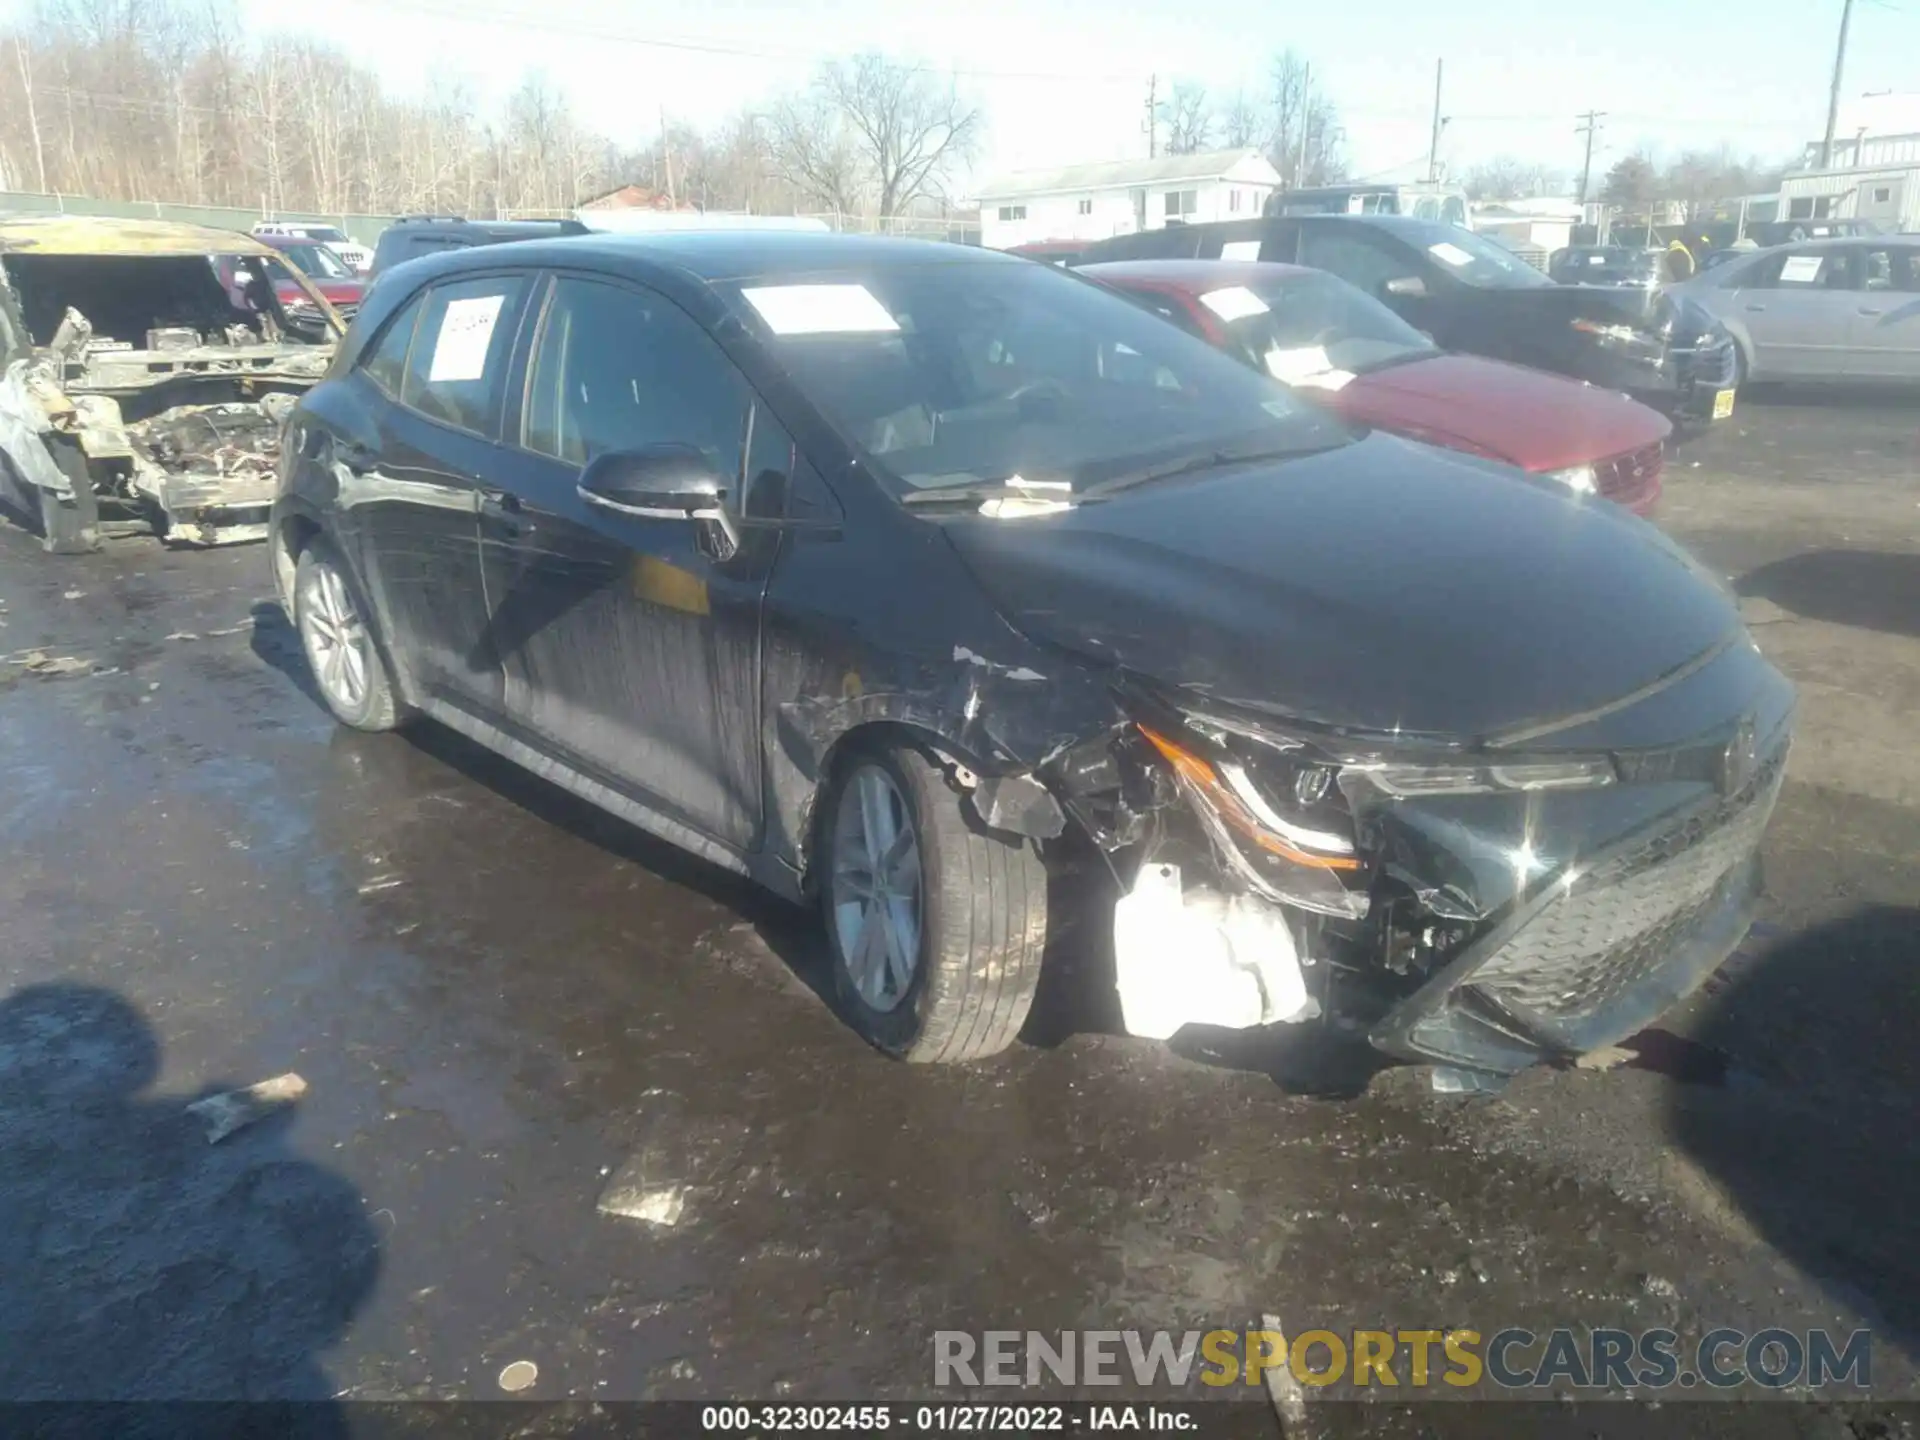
(293, 539), (402, 732)
(821, 742), (1048, 1063)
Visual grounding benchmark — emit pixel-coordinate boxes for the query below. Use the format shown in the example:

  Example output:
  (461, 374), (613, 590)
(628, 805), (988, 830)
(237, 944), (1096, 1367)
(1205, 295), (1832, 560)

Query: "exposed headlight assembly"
(1570, 317), (1661, 351)
(1357, 756), (1616, 797)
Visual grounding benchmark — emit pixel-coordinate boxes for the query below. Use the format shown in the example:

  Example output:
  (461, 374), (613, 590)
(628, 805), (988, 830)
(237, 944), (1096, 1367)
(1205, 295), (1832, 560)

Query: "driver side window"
(523, 276), (748, 480)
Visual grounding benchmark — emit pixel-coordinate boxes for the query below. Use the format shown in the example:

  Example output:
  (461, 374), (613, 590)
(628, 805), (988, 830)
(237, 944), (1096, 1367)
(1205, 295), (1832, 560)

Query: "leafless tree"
(1264, 50), (1345, 188)
(1462, 156), (1565, 201)
(1216, 90), (1264, 151)
(765, 91), (865, 216)
(1159, 82), (1212, 156)
(817, 53), (981, 218)
(0, 4), (981, 225)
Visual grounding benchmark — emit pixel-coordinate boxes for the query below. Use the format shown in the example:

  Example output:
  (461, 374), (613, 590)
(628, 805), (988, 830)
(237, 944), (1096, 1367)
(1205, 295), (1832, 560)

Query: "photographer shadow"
(0, 982), (379, 1433)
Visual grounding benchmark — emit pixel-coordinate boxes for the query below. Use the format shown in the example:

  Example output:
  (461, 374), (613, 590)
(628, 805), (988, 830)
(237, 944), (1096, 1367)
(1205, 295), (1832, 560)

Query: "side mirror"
(577, 444), (740, 554)
(1384, 276), (1428, 298)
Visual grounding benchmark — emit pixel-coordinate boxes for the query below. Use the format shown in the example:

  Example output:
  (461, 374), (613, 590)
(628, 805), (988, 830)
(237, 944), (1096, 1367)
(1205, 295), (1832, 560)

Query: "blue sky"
(23, 0), (1920, 191)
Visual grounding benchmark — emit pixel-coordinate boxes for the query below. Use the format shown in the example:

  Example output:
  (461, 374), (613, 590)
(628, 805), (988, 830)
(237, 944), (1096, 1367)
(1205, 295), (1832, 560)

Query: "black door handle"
(479, 490), (529, 536)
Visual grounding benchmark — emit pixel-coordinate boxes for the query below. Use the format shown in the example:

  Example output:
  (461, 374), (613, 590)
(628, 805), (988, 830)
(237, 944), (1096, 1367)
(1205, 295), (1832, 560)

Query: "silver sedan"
(1667, 235), (1920, 384)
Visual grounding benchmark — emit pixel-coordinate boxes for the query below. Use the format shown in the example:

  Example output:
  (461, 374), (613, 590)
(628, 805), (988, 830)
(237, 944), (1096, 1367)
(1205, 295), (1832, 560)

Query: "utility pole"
(1575, 110), (1606, 203)
(1144, 74), (1158, 159)
(1297, 63), (1311, 186)
(1426, 60), (1444, 183)
(661, 106), (677, 206)
(1818, 0), (1856, 168)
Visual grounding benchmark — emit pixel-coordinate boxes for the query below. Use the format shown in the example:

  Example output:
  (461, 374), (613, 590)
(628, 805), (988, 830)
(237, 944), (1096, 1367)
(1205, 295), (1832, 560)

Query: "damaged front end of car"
(0, 227), (338, 552)
(1025, 639), (1795, 1088)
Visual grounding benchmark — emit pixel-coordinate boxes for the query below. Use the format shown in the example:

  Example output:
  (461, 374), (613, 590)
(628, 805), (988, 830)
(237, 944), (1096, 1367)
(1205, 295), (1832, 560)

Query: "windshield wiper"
(898, 480), (1091, 512)
(1085, 439), (1340, 497)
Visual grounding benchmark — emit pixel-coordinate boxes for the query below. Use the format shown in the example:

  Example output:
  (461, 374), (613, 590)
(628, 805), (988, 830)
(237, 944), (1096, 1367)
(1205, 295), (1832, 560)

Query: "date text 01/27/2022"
(699, 1403), (1204, 1432)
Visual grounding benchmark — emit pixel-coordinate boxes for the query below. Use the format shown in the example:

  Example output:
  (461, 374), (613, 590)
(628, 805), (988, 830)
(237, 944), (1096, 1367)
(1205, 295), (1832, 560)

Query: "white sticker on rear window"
(742, 284), (900, 335)
(427, 294), (506, 383)
(1778, 254), (1825, 285)
(1428, 242), (1475, 268)
(1220, 240), (1262, 262)
(1198, 286), (1269, 322)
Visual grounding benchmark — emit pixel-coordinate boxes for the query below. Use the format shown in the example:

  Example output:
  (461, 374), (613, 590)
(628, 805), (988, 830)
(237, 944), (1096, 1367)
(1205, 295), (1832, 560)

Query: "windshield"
(1196, 271), (1438, 383)
(731, 260), (1349, 495)
(278, 242), (352, 279)
(306, 227), (349, 244)
(1392, 220), (1554, 290)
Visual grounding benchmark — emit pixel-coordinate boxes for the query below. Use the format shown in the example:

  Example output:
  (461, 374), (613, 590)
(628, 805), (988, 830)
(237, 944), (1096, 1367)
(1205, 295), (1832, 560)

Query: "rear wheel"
(822, 743), (1048, 1063)
(294, 540), (401, 732)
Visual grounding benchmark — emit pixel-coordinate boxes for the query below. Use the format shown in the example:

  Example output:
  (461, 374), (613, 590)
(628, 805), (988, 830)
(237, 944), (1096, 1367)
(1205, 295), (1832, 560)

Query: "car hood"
(1334, 354), (1671, 472)
(942, 432), (1739, 741)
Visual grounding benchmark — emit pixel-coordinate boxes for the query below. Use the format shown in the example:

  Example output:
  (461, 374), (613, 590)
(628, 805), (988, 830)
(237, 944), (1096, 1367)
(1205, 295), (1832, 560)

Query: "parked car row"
(1078, 258), (1671, 514)
(265, 230), (1795, 1092)
(1070, 213), (1742, 426)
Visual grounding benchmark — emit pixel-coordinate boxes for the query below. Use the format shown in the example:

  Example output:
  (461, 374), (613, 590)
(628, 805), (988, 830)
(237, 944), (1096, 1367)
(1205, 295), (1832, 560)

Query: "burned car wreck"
(0, 218), (340, 552)
(273, 233), (1792, 1090)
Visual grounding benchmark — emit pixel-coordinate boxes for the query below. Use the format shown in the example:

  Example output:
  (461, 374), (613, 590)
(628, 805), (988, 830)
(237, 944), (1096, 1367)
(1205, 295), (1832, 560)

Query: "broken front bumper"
(1106, 673), (1792, 1080)
(1370, 737), (1785, 1076)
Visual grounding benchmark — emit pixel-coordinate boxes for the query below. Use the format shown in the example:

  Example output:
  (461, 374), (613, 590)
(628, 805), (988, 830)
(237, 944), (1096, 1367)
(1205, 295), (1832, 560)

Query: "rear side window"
(359, 294), (424, 394)
(523, 276), (748, 476)
(1299, 229), (1415, 295)
(400, 274), (531, 436)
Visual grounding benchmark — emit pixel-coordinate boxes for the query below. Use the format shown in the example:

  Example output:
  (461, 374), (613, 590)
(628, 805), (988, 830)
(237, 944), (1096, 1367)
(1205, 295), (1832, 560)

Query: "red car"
(252, 234), (366, 322)
(1080, 259), (1670, 515)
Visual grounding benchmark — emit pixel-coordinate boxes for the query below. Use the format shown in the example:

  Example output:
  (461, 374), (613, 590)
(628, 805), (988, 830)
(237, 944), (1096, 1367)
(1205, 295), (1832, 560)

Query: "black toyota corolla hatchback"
(271, 232), (1793, 1088)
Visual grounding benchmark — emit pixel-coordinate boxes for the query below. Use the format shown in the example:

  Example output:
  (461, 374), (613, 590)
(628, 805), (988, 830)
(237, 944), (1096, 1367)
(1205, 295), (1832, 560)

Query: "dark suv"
(366, 215), (589, 278)
(270, 232), (1790, 1086)
(1078, 215), (1740, 424)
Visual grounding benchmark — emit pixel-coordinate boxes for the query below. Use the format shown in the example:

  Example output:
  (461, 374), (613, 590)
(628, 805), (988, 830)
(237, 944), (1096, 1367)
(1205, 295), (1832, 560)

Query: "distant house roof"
(979, 150), (1280, 200)
(580, 184), (695, 212)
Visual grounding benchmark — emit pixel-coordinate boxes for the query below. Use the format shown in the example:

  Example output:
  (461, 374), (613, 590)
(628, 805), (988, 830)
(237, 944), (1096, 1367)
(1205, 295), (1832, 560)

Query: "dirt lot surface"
(1, 388), (1914, 1436)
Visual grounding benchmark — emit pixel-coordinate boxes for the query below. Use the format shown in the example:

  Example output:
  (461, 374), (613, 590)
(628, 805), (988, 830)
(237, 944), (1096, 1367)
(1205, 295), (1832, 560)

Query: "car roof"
(412, 230), (1016, 285)
(1077, 258), (1314, 289)
(1754, 234), (1920, 251)
(0, 215), (276, 258)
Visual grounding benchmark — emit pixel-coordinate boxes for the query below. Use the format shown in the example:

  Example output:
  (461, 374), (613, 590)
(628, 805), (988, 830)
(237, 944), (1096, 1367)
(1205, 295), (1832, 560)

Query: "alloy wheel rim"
(300, 561), (371, 713)
(830, 765), (923, 1014)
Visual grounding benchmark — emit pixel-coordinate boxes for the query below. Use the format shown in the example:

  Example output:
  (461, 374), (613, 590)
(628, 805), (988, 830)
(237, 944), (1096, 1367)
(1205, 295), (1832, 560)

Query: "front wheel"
(293, 539), (402, 732)
(822, 744), (1048, 1063)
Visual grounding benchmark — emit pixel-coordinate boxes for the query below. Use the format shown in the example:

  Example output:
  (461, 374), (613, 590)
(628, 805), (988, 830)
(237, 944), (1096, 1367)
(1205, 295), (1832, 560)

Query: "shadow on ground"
(0, 982), (379, 1426)
(1737, 549), (1920, 640)
(1669, 905), (1920, 1350)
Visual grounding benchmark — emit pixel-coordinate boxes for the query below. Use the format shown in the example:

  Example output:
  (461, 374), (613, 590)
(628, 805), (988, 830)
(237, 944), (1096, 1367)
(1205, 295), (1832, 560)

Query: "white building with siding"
(1779, 93), (1920, 234)
(975, 150), (1282, 250)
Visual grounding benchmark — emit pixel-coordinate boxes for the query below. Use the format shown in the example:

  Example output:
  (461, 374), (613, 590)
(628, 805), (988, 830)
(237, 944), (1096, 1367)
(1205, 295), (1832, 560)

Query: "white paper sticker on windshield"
(428, 294), (506, 383)
(1263, 345), (1337, 383)
(1778, 254), (1825, 285)
(1293, 369), (1355, 392)
(1428, 242), (1475, 268)
(742, 284), (900, 335)
(1198, 286), (1269, 322)
(1220, 240), (1263, 262)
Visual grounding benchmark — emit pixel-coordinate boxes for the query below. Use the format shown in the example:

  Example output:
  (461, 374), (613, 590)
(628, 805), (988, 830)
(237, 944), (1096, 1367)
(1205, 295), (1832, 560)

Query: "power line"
(233, 0), (1146, 84)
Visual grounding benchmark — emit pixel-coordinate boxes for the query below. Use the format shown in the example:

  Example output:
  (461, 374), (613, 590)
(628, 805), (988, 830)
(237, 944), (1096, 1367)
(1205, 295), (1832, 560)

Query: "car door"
(1845, 245), (1920, 380)
(477, 272), (777, 852)
(343, 271), (533, 718)
(1725, 247), (1855, 378)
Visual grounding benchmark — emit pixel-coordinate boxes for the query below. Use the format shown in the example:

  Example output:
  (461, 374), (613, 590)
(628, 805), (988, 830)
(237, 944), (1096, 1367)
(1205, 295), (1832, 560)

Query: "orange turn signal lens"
(1137, 724), (1361, 872)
